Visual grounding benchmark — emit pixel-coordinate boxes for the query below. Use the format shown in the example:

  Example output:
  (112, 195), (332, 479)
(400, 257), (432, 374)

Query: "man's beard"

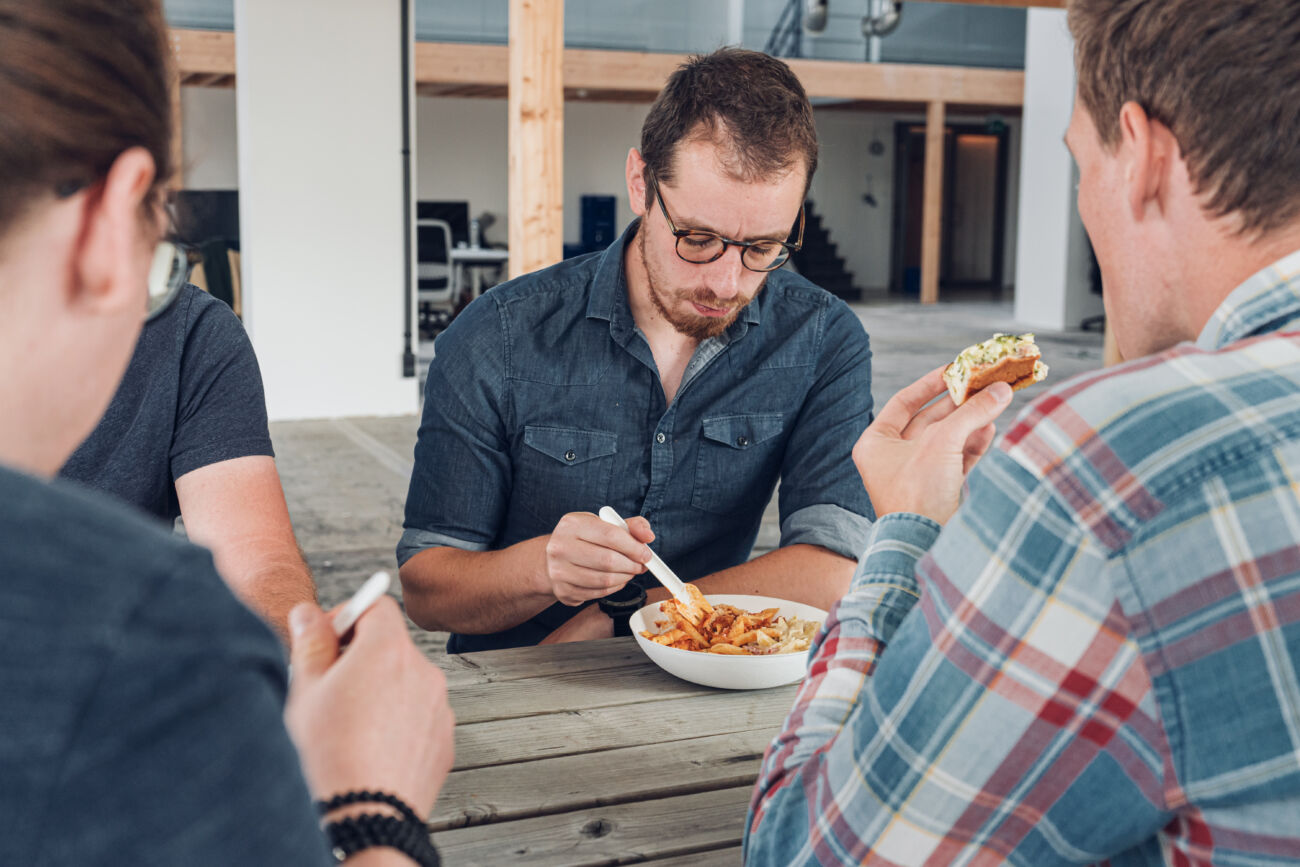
(639, 231), (764, 340)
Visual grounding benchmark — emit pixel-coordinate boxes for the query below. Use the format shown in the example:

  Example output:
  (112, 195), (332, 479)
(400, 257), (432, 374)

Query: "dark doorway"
(890, 121), (1011, 297)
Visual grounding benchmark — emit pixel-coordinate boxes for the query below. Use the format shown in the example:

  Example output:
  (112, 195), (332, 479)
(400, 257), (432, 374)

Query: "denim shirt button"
(736, 435), (749, 448)
(656, 432), (666, 444)
(564, 449), (577, 461)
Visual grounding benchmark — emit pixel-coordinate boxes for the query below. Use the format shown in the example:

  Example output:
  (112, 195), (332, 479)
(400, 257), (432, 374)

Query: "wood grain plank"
(432, 728), (772, 830)
(448, 663), (718, 725)
(435, 638), (650, 688)
(643, 847), (742, 866)
(452, 687), (795, 769)
(433, 786), (754, 866)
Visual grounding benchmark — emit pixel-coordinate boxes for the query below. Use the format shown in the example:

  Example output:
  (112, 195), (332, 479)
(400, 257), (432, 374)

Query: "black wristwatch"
(597, 582), (647, 637)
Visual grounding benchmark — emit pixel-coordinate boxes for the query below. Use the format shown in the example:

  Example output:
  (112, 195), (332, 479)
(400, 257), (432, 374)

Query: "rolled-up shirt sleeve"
(776, 302), (875, 559)
(779, 502), (873, 560)
(400, 296), (512, 566)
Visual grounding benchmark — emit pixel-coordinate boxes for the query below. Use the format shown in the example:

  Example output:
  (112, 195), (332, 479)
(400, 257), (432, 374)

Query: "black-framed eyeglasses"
(56, 178), (194, 320)
(145, 240), (199, 320)
(651, 177), (804, 273)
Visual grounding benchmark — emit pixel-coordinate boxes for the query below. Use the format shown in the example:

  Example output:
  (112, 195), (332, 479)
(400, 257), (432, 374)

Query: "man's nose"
(707, 246), (747, 300)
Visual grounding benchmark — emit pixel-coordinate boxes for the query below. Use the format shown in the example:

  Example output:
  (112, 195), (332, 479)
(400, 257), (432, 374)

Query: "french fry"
(678, 618), (711, 647)
(641, 595), (821, 656)
(646, 628), (687, 646)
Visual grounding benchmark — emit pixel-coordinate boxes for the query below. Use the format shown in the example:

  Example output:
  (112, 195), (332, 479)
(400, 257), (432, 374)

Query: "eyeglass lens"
(675, 234), (790, 271)
(145, 242), (186, 316)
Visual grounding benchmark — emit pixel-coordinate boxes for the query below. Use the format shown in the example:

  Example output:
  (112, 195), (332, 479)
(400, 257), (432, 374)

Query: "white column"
(235, 0), (416, 420)
(1013, 9), (1102, 331)
(726, 0), (745, 45)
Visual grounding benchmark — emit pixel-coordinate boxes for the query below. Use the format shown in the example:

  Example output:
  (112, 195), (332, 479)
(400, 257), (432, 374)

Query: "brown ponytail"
(0, 0), (174, 234)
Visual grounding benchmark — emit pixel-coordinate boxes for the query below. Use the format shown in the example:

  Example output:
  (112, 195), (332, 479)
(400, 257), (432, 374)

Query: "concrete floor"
(274, 298), (1104, 651)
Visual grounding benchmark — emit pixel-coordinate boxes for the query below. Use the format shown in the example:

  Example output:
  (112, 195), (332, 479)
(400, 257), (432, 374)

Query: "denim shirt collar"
(586, 219), (763, 351)
(1196, 248), (1300, 350)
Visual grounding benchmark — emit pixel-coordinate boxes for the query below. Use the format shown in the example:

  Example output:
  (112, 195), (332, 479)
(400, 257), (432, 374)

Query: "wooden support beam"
(920, 100), (946, 305)
(786, 58), (1023, 107)
(182, 72), (229, 87)
(169, 29), (236, 77)
(507, 0), (564, 280)
(172, 30), (1027, 110)
(411, 41), (1024, 108)
(907, 0), (1065, 6)
(168, 58), (183, 189)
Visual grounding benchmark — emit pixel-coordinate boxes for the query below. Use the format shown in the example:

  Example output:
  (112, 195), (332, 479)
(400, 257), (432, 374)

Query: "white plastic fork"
(597, 506), (696, 610)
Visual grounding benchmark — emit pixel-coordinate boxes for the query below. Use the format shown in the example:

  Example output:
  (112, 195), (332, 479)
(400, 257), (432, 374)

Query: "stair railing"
(763, 0), (804, 58)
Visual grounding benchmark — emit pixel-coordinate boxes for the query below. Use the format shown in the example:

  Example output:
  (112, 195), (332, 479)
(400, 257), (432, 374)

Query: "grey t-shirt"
(0, 464), (332, 865)
(60, 284), (274, 523)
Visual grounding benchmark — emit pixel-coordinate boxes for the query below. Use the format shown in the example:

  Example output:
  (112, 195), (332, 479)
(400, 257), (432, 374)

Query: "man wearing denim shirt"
(399, 49), (874, 652)
(746, 1), (1300, 864)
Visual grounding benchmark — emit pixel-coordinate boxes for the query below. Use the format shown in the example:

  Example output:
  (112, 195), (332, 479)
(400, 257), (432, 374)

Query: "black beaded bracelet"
(316, 790), (424, 825)
(317, 791), (440, 867)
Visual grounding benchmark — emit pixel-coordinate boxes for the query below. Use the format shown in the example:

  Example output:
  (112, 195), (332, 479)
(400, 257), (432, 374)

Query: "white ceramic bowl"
(631, 593), (827, 690)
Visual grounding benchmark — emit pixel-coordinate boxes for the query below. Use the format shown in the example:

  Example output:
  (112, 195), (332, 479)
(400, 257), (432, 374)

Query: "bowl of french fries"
(631, 586), (826, 690)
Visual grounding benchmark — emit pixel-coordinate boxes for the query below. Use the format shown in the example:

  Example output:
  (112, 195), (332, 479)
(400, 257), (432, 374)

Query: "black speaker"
(580, 195), (617, 251)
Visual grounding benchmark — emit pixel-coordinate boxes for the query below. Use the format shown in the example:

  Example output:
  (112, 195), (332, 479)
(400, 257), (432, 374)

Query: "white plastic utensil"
(597, 506), (694, 608)
(333, 571), (392, 637)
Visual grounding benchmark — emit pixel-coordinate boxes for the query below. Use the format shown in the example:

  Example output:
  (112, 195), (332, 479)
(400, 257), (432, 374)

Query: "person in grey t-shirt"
(0, 2), (453, 864)
(61, 281), (316, 643)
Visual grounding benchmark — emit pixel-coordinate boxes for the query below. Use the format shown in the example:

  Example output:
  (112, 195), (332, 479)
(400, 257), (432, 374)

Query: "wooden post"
(508, 0), (564, 280)
(920, 99), (945, 305)
(169, 36), (184, 190)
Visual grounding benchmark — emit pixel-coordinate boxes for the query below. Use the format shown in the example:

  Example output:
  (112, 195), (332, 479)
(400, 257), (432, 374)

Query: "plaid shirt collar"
(1196, 248), (1300, 350)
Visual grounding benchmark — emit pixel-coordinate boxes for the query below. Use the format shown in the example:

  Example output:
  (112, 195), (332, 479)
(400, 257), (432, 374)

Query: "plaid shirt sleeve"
(745, 449), (1176, 866)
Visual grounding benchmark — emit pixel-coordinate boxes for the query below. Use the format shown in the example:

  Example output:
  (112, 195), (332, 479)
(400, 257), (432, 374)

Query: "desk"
(449, 245), (510, 301)
(427, 637), (797, 865)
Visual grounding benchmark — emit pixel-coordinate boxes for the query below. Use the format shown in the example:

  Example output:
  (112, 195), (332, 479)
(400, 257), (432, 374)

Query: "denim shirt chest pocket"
(691, 413), (785, 515)
(516, 425), (618, 524)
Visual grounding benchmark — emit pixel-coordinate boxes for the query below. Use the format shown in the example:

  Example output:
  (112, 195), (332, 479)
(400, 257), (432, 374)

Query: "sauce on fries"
(640, 585), (820, 655)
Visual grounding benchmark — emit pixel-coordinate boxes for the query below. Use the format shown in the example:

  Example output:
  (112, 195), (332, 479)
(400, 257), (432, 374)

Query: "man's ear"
(72, 147), (157, 313)
(626, 148), (648, 217)
(1117, 101), (1172, 224)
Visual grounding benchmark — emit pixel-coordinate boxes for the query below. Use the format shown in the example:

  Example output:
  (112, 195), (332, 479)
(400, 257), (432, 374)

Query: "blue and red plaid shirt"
(746, 251), (1300, 866)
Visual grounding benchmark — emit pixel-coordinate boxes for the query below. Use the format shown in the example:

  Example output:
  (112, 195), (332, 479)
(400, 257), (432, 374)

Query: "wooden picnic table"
(424, 636), (798, 866)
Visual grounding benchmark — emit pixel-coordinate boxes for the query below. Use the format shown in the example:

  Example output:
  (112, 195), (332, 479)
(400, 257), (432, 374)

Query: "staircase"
(791, 201), (860, 301)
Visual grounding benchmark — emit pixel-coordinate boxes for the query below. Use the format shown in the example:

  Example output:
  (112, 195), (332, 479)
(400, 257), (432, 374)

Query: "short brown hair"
(0, 0), (174, 236)
(639, 48), (818, 203)
(1069, 0), (1300, 235)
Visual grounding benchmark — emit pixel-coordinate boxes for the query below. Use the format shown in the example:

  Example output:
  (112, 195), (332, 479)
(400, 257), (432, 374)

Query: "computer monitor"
(173, 189), (240, 246)
(417, 200), (470, 248)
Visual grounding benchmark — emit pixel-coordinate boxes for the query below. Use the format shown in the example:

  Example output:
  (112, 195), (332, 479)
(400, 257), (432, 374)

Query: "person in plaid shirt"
(746, 1), (1300, 864)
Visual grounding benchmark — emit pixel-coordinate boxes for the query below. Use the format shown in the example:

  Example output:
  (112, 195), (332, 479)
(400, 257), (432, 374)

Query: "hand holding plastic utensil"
(598, 506), (695, 609)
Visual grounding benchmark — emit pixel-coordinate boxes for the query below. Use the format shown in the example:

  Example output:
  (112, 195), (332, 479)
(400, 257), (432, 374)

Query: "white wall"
(1013, 9), (1102, 330)
(562, 102), (652, 242)
(809, 110), (895, 292)
(414, 97), (507, 239)
(235, 0), (416, 421)
(414, 97), (650, 248)
(181, 86), (239, 189)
